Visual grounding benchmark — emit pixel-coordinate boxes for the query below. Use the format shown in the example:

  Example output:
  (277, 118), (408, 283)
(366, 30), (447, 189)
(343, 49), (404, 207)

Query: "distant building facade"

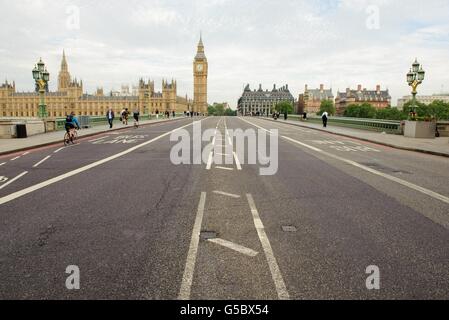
(0, 51), (194, 118)
(397, 94), (449, 110)
(335, 85), (391, 115)
(237, 84), (295, 115)
(302, 84), (334, 114)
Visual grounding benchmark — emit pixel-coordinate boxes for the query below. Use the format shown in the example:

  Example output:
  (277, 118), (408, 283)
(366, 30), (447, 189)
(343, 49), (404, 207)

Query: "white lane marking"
(213, 190), (241, 198)
(22, 152), (30, 156)
(242, 118), (449, 206)
(53, 147), (65, 154)
(216, 166), (234, 171)
(0, 171), (28, 191)
(0, 162), (6, 167)
(206, 118), (221, 170)
(178, 192), (207, 300)
(88, 137), (107, 143)
(0, 121), (201, 206)
(10, 156), (21, 161)
(0, 176), (8, 183)
(208, 238), (259, 257)
(225, 118), (242, 170)
(246, 194), (290, 300)
(215, 153), (230, 156)
(33, 156), (51, 168)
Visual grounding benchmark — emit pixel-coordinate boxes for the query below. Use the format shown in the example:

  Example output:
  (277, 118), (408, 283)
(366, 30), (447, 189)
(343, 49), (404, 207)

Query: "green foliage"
(375, 107), (408, 121)
(275, 101), (294, 114)
(318, 100), (336, 116)
(208, 104), (236, 116)
(402, 99), (449, 120)
(344, 103), (377, 118)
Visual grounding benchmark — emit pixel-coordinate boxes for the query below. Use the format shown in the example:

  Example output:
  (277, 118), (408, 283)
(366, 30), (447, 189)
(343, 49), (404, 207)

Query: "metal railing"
(286, 115), (403, 134)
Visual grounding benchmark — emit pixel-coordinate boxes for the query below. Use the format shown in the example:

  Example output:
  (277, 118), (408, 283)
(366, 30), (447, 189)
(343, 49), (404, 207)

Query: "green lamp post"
(407, 58), (425, 120)
(32, 58), (50, 118)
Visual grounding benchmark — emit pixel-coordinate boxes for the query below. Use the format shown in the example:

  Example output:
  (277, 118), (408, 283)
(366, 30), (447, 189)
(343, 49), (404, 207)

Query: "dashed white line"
(178, 192), (207, 300)
(247, 194), (290, 300)
(88, 137), (107, 143)
(33, 156), (51, 168)
(10, 156), (21, 161)
(213, 190), (241, 198)
(0, 171), (28, 191)
(53, 147), (65, 154)
(0, 162), (6, 167)
(208, 238), (259, 257)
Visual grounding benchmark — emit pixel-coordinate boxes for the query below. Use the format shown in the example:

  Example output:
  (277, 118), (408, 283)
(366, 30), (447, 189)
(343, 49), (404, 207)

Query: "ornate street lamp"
(32, 58), (50, 118)
(407, 58), (425, 119)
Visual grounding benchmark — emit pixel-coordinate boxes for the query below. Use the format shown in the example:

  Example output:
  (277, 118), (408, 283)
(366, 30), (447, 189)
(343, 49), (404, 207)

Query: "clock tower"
(193, 35), (208, 114)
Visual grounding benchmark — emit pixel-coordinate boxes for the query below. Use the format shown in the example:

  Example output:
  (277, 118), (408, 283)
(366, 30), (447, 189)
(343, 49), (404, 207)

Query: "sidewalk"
(259, 117), (449, 158)
(0, 117), (187, 155)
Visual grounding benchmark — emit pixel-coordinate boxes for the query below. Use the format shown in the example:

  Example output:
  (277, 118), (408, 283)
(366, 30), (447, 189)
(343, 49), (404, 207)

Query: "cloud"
(0, 0), (448, 107)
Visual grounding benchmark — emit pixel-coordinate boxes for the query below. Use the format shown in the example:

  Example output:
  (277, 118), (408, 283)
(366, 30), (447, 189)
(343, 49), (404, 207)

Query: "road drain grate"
(282, 226), (297, 232)
(200, 231), (218, 240)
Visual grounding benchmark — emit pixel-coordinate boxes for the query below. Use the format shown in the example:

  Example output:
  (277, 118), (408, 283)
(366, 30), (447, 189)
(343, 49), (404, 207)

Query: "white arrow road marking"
(0, 171), (28, 191)
(33, 156), (51, 168)
(213, 190), (241, 198)
(179, 192), (207, 300)
(247, 194), (290, 300)
(207, 238), (258, 257)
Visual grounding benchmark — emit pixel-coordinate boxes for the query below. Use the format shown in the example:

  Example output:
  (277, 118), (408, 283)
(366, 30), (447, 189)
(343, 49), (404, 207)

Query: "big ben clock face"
(196, 64), (203, 72)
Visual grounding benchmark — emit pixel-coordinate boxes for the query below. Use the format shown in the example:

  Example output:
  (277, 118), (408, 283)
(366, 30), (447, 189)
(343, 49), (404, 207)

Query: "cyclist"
(65, 112), (80, 139)
(133, 109), (140, 128)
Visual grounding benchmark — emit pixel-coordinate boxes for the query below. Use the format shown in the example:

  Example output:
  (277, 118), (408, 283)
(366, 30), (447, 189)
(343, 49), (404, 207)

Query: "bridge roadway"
(0, 116), (448, 299)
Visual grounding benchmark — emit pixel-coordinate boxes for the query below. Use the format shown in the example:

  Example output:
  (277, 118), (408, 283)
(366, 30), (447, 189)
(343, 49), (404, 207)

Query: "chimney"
(286, 84), (289, 90)
(320, 84), (324, 92)
(357, 84), (362, 92)
(376, 85), (381, 93)
(305, 84), (308, 92)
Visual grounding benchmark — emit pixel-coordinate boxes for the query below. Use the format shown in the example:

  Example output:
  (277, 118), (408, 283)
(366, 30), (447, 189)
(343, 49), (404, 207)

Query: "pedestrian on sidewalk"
(322, 111), (329, 128)
(284, 112), (288, 121)
(156, 109), (160, 119)
(172, 111), (176, 118)
(106, 108), (115, 129)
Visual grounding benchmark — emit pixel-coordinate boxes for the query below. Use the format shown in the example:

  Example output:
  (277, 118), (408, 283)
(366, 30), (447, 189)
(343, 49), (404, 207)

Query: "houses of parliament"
(0, 38), (208, 118)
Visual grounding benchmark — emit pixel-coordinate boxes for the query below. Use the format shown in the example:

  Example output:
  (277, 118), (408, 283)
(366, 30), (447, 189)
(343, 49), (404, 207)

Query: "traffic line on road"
(0, 171), (28, 191)
(213, 190), (241, 198)
(241, 117), (449, 206)
(53, 147), (65, 154)
(206, 118), (222, 170)
(225, 118), (242, 170)
(0, 121), (201, 206)
(10, 156), (21, 161)
(33, 156), (51, 168)
(88, 137), (107, 143)
(207, 238), (259, 257)
(0, 162), (6, 167)
(246, 194), (290, 300)
(215, 166), (234, 171)
(179, 192), (207, 300)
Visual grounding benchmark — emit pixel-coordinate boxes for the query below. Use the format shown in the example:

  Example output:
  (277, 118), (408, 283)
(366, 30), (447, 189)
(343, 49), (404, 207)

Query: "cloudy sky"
(1, 0), (448, 107)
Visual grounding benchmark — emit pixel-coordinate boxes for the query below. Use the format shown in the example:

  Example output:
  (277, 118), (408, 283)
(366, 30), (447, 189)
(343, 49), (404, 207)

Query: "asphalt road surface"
(0, 116), (448, 300)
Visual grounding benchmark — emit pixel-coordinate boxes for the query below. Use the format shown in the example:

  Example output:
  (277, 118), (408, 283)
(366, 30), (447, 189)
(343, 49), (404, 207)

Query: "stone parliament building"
(0, 38), (209, 118)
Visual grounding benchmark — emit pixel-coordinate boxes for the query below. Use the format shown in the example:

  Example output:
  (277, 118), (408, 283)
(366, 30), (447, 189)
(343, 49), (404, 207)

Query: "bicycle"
(64, 128), (78, 146)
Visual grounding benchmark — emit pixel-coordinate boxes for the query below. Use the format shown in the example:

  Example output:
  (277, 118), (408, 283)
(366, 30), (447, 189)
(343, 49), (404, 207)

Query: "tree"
(318, 100), (336, 116)
(275, 101), (293, 114)
(375, 107), (407, 121)
(344, 103), (376, 118)
(207, 105), (216, 115)
(224, 108), (236, 116)
(214, 104), (225, 116)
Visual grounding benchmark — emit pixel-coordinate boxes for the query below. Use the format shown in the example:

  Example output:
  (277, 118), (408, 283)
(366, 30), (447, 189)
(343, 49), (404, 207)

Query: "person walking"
(121, 108), (129, 125)
(156, 109), (160, 120)
(322, 111), (329, 128)
(106, 108), (115, 129)
(133, 109), (140, 128)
